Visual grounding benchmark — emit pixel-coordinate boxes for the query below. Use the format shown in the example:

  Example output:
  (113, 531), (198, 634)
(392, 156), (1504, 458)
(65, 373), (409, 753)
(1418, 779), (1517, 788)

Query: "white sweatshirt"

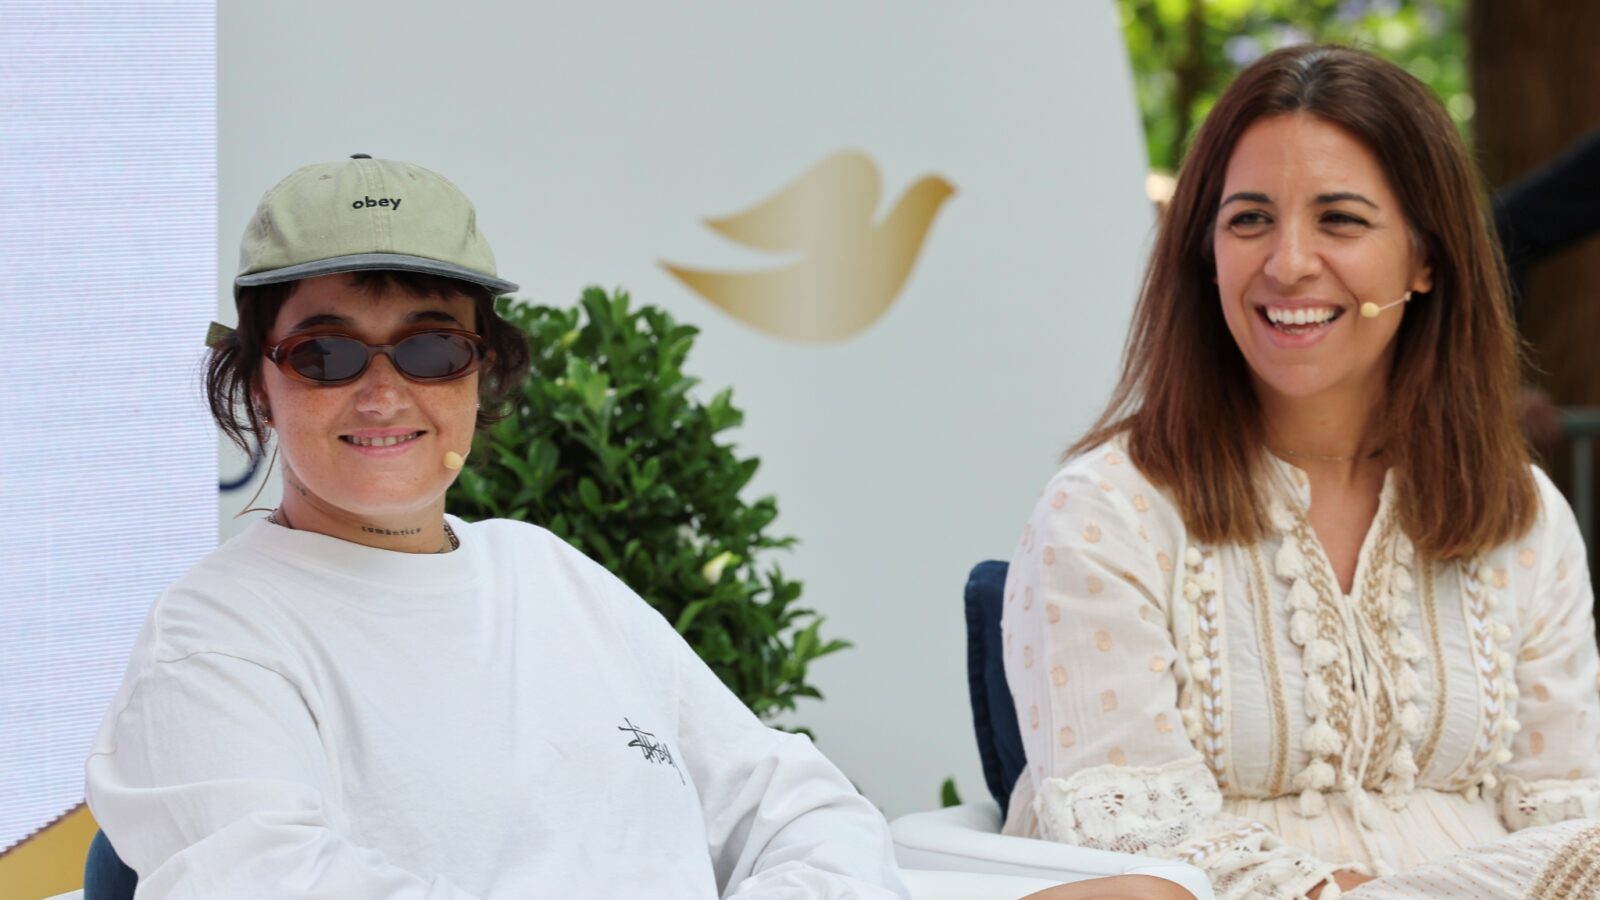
(86, 517), (909, 899)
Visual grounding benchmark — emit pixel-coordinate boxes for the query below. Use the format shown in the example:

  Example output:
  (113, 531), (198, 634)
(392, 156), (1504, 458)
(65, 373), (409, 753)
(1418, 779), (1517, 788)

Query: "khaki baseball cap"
(234, 154), (518, 300)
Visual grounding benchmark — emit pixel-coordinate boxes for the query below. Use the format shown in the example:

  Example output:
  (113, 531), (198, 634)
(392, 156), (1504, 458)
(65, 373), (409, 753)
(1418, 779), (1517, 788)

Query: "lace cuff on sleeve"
(1501, 776), (1600, 830)
(1035, 759), (1339, 900)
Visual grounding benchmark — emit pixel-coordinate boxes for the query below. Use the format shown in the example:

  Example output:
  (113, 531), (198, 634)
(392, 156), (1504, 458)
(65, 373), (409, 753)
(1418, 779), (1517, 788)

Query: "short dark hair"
(205, 270), (531, 454)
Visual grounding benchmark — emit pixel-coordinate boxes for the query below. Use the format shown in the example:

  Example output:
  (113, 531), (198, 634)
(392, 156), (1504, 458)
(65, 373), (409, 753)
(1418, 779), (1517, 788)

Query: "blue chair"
(84, 828), (135, 900)
(963, 560), (1025, 819)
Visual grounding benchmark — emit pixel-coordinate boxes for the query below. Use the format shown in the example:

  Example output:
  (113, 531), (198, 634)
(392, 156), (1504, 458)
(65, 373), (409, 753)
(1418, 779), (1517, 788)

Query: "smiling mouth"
(342, 431), (425, 447)
(1258, 305), (1344, 335)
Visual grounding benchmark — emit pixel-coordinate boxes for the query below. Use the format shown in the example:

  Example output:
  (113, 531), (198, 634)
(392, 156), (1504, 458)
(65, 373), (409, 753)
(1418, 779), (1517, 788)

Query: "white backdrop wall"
(0, 0), (216, 853)
(219, 1), (1153, 818)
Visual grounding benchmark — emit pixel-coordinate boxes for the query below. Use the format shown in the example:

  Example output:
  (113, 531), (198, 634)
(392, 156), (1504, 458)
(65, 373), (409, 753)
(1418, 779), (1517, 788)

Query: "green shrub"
(448, 287), (849, 723)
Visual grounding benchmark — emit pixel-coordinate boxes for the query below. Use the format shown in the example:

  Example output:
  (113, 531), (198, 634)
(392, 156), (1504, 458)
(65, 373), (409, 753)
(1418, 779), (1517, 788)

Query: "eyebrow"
(1219, 190), (1379, 209)
(288, 309), (464, 333)
(1219, 191), (1271, 209)
(1314, 191), (1378, 208)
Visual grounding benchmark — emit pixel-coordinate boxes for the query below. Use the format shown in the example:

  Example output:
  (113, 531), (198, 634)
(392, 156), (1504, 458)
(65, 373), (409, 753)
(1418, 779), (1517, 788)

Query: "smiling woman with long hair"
(1006, 46), (1598, 900)
(83, 156), (908, 899)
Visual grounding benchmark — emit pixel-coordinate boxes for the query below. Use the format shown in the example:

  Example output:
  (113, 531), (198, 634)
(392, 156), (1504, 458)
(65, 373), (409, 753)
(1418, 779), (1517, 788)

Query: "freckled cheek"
(419, 381), (480, 445)
(264, 369), (340, 423)
(272, 392), (355, 465)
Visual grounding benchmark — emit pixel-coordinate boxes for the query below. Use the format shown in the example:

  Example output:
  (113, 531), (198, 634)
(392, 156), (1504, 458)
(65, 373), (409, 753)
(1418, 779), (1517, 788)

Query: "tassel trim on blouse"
(1270, 497), (1346, 819)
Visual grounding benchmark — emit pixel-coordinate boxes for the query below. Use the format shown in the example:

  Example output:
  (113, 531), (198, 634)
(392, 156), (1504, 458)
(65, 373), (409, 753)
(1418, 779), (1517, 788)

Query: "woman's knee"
(1022, 873), (1199, 900)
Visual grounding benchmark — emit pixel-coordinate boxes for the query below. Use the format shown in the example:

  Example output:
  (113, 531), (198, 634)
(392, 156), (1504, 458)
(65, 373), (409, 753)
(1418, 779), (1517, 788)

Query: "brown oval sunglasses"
(264, 329), (486, 386)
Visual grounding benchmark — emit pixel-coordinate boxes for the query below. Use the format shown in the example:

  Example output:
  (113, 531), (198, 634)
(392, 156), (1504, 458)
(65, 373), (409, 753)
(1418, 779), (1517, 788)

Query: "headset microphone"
(1360, 290), (1413, 319)
(443, 450), (466, 471)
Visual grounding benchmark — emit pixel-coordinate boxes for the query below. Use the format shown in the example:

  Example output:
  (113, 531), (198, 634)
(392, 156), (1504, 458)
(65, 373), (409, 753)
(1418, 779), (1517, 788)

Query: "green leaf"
(635, 456), (661, 492)
(793, 621), (820, 660)
(706, 388), (743, 432)
(494, 445), (539, 489)
(814, 638), (852, 659)
(577, 477), (603, 514)
(675, 598), (711, 634)
(940, 778), (961, 808)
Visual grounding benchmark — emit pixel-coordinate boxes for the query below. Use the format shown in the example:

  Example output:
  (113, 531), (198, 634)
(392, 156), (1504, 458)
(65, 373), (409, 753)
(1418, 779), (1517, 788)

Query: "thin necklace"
(268, 508), (459, 553)
(1269, 443), (1385, 464)
(1271, 446), (1359, 463)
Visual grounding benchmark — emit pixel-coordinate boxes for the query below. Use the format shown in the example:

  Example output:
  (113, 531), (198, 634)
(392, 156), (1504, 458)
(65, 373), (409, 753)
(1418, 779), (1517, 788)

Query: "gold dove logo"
(661, 150), (955, 342)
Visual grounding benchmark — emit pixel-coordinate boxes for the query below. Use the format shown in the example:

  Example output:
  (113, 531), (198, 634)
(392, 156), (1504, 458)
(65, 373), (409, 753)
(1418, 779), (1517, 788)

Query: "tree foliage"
(1118, 0), (1469, 172)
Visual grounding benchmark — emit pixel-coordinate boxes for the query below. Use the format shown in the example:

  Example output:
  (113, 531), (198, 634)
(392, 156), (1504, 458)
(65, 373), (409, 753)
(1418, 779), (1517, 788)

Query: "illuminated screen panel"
(0, 0), (217, 853)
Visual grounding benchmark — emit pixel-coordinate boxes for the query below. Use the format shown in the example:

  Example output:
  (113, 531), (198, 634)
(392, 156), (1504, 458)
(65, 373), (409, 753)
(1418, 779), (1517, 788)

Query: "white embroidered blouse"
(1000, 440), (1600, 899)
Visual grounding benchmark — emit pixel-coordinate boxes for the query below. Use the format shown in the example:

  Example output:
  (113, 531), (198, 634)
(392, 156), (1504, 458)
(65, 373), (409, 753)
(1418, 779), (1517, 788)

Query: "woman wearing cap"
(84, 156), (909, 899)
(1006, 46), (1599, 900)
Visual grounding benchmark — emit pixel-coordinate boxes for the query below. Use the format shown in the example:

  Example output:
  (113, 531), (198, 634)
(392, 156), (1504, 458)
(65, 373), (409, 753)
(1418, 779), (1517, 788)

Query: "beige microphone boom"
(1360, 290), (1413, 319)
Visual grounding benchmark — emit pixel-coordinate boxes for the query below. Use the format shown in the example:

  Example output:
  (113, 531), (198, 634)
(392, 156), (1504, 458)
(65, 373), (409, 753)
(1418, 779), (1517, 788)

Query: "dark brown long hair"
(1072, 44), (1536, 560)
(206, 271), (531, 455)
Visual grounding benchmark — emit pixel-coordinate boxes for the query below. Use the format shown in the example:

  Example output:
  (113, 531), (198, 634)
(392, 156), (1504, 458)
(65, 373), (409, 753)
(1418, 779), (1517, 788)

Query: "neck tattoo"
(268, 508), (459, 553)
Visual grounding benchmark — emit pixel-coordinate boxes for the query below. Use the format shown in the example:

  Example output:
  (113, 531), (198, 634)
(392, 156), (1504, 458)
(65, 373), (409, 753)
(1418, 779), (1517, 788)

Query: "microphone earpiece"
(443, 450), (466, 471)
(1360, 290), (1413, 319)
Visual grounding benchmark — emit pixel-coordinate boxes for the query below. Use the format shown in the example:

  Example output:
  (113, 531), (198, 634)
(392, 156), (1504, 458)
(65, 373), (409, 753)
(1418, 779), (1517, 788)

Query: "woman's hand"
(1307, 869), (1377, 898)
(1022, 874), (1198, 900)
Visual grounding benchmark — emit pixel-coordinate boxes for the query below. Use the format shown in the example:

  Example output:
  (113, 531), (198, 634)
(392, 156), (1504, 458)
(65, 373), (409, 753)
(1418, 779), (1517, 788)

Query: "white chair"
(48, 811), (1212, 900)
(54, 874), (1063, 900)
(50, 871), (1087, 900)
(892, 799), (1215, 900)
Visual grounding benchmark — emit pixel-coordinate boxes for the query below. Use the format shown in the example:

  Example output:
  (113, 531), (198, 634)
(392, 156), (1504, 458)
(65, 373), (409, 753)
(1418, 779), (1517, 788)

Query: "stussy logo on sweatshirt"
(618, 718), (685, 784)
